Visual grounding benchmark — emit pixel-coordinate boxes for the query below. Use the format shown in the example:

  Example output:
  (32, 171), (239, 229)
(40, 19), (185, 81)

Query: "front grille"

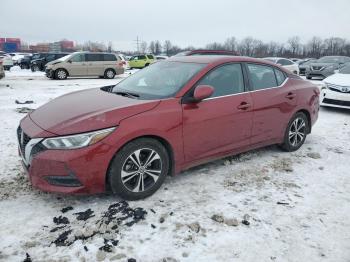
(327, 83), (350, 93)
(323, 98), (350, 107)
(17, 126), (31, 155)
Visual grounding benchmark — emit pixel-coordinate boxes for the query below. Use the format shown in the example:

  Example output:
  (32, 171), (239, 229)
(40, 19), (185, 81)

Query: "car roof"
(168, 55), (277, 66)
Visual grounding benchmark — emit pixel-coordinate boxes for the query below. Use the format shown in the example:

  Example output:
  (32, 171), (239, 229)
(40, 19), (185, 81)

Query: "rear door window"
(139, 55), (146, 60)
(247, 64), (278, 90)
(86, 54), (104, 62)
(146, 55), (154, 59)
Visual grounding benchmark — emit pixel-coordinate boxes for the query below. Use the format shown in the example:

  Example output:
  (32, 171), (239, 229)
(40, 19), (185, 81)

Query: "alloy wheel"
(57, 70), (66, 79)
(289, 117), (306, 147)
(106, 70), (115, 79)
(121, 148), (162, 192)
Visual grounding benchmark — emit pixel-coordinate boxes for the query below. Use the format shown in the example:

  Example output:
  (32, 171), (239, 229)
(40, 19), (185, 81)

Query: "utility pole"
(134, 36), (140, 53)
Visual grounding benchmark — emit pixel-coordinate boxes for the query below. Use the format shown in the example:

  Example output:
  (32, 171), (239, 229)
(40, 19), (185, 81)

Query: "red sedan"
(17, 56), (320, 200)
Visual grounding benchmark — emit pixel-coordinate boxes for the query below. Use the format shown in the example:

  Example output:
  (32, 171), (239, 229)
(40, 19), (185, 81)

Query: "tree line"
(75, 36), (350, 58)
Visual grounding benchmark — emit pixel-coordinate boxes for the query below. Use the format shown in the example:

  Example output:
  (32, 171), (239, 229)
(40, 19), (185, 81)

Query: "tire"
(104, 69), (116, 79)
(145, 63), (150, 67)
(280, 112), (309, 152)
(108, 138), (170, 200)
(31, 65), (39, 72)
(54, 69), (68, 80)
(306, 76), (312, 80)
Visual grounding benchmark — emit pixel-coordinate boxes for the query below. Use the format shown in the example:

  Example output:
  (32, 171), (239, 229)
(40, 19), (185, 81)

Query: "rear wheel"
(55, 69), (68, 80)
(145, 63), (150, 67)
(108, 138), (169, 200)
(306, 75), (312, 80)
(280, 112), (308, 152)
(104, 69), (115, 79)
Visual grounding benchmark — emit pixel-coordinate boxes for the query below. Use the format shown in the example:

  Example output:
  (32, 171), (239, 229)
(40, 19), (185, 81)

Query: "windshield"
(32, 54), (43, 60)
(263, 58), (277, 63)
(57, 54), (72, 61)
(112, 61), (205, 99)
(339, 65), (350, 74)
(318, 57), (342, 63)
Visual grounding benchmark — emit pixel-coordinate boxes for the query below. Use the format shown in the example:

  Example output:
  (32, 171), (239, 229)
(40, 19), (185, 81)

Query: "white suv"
(0, 52), (14, 70)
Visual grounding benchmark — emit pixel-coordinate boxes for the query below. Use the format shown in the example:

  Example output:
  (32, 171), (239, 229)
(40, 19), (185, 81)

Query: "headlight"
(321, 82), (328, 90)
(324, 65), (334, 70)
(42, 127), (116, 149)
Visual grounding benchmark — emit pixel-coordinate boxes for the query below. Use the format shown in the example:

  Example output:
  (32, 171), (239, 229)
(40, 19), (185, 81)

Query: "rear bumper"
(320, 89), (350, 109)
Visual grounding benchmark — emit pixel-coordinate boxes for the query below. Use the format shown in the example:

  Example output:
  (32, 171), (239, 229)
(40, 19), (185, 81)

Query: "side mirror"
(193, 85), (214, 101)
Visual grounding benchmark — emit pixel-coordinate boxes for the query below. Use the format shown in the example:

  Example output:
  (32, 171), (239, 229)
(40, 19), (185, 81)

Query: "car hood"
(310, 62), (338, 67)
(29, 86), (160, 136)
(323, 73), (350, 86)
(46, 59), (62, 66)
(31, 58), (44, 63)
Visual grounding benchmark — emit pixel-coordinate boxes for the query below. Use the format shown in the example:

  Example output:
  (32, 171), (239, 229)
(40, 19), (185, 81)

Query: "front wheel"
(108, 138), (169, 200)
(280, 112), (309, 152)
(31, 65), (39, 72)
(55, 69), (68, 80)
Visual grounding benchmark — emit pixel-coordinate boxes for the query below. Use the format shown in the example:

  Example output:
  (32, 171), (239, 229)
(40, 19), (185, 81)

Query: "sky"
(1, 0), (350, 51)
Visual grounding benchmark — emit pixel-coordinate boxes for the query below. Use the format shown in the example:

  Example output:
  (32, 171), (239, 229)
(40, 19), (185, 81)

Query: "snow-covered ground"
(0, 67), (349, 262)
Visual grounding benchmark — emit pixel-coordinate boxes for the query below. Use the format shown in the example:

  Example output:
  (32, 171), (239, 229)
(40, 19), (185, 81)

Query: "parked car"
(17, 56), (319, 200)
(321, 64), (350, 109)
(9, 53), (31, 65)
(156, 55), (169, 60)
(263, 57), (299, 75)
(306, 56), (350, 80)
(0, 52), (14, 70)
(0, 60), (5, 79)
(128, 54), (156, 69)
(30, 52), (70, 72)
(299, 59), (317, 76)
(290, 58), (302, 63)
(18, 55), (33, 69)
(45, 52), (125, 80)
(174, 49), (238, 56)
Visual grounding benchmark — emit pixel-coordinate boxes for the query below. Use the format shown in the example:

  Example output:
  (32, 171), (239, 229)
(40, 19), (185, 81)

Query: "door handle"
(237, 102), (251, 110)
(285, 92), (296, 99)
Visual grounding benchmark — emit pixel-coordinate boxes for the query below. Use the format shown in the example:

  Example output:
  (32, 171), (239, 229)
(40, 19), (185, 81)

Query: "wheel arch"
(105, 68), (116, 74)
(296, 109), (311, 134)
(55, 68), (69, 77)
(105, 134), (175, 191)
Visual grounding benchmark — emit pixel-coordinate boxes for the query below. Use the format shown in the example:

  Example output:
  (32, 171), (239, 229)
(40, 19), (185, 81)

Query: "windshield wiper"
(115, 91), (140, 99)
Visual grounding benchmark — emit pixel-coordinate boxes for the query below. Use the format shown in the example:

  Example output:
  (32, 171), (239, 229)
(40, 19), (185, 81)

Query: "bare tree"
(307, 37), (323, 58)
(163, 40), (172, 56)
(155, 41), (162, 55)
(287, 36), (301, 56)
(224, 37), (237, 52)
(148, 41), (156, 54)
(140, 41), (147, 53)
(206, 42), (224, 50)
